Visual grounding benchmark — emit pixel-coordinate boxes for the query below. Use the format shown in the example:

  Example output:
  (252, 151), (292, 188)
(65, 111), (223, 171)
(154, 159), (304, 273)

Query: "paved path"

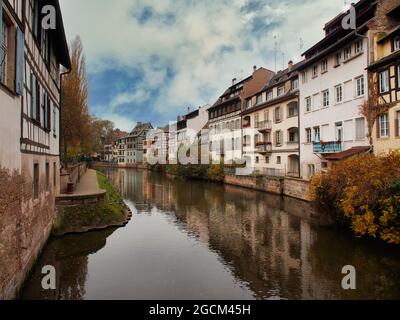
(73, 169), (104, 195)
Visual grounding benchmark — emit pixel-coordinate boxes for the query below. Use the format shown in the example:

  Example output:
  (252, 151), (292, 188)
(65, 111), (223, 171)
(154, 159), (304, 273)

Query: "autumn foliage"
(310, 151), (400, 244)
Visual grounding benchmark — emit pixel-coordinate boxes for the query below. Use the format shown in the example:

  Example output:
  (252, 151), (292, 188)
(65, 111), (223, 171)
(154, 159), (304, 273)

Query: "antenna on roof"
(274, 35), (278, 72)
(282, 52), (285, 70)
(299, 38), (304, 56)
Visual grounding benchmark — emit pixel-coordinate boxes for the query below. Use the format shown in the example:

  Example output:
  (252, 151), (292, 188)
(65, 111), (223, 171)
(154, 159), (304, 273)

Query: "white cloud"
(59, 0), (344, 130)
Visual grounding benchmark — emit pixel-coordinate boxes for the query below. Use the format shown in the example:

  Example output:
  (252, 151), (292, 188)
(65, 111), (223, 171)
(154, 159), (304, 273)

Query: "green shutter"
(15, 27), (25, 96)
(0, 0), (3, 73)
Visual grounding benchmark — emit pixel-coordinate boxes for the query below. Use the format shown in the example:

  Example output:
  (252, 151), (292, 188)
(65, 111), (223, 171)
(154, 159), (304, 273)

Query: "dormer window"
(394, 36), (400, 51)
(246, 98), (252, 109)
(291, 78), (299, 91)
(277, 85), (285, 97)
(267, 90), (273, 101)
(256, 94), (263, 105)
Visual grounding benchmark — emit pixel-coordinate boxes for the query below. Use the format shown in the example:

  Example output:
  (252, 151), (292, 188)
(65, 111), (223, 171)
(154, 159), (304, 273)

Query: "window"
(0, 16), (9, 85)
(314, 127), (320, 142)
(277, 156), (281, 164)
(356, 76), (365, 97)
(321, 59), (328, 73)
(53, 162), (57, 187)
(322, 90), (329, 107)
(277, 85), (285, 96)
(255, 157), (260, 164)
(379, 113), (389, 138)
(256, 94), (263, 105)
(45, 163), (50, 192)
(335, 52), (342, 66)
(306, 128), (312, 143)
(379, 70), (390, 94)
(305, 97), (312, 112)
(312, 64), (318, 77)
(355, 118), (365, 140)
(397, 65), (400, 89)
(275, 131), (282, 146)
(344, 45), (352, 60)
(246, 99), (252, 109)
(288, 128), (298, 143)
(288, 102), (298, 118)
(291, 78), (299, 91)
(396, 111), (400, 137)
(267, 90), (273, 101)
(275, 107), (282, 123)
(335, 84), (343, 103)
(394, 36), (400, 51)
(33, 163), (39, 200)
(355, 39), (363, 54)
(302, 71), (308, 83)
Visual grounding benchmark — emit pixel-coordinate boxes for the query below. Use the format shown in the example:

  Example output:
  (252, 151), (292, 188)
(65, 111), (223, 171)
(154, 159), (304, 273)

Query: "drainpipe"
(354, 28), (372, 150)
(60, 68), (72, 167)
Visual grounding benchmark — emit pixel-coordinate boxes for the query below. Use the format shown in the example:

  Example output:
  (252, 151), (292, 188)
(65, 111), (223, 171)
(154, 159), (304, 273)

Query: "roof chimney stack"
(232, 78), (237, 86)
(253, 65), (257, 72)
(288, 60), (293, 71)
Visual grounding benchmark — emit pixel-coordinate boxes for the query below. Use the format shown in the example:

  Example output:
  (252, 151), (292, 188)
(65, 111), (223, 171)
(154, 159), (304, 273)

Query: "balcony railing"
(255, 142), (272, 153)
(313, 141), (342, 153)
(256, 120), (272, 131)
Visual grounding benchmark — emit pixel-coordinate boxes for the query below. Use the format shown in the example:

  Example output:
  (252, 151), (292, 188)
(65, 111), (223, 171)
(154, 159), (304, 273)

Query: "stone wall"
(284, 177), (311, 202)
(224, 174), (311, 202)
(0, 154), (58, 299)
(224, 174), (283, 195)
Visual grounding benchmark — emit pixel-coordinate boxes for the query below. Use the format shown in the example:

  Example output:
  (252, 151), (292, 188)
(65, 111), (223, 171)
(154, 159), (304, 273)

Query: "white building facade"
(299, 1), (375, 180)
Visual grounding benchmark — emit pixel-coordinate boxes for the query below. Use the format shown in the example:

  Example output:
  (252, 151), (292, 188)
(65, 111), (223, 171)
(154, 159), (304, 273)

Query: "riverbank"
(92, 162), (312, 202)
(53, 171), (132, 236)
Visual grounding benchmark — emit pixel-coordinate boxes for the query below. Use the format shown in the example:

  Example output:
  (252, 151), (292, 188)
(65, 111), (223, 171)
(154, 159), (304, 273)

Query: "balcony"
(255, 142), (272, 153)
(313, 141), (342, 153)
(256, 120), (272, 132)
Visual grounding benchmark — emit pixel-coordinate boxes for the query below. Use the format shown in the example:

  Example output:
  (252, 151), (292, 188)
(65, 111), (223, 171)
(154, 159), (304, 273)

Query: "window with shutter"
(395, 111), (400, 137)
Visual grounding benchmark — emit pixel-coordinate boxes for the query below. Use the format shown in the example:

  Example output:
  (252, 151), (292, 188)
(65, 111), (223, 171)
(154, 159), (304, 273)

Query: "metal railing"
(313, 141), (342, 153)
(256, 120), (272, 131)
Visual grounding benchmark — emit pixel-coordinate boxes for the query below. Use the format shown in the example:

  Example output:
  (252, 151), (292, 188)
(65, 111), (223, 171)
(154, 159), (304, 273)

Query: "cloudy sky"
(59, 0), (348, 132)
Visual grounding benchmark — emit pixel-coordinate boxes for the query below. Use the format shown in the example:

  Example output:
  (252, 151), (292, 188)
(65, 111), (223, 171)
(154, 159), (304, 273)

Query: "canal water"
(22, 169), (400, 300)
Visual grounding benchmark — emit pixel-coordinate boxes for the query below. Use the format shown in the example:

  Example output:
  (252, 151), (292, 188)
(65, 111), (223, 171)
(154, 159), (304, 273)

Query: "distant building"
(169, 106), (209, 163)
(208, 66), (275, 165)
(143, 125), (169, 165)
(368, 1), (400, 155)
(119, 122), (153, 166)
(242, 61), (301, 177)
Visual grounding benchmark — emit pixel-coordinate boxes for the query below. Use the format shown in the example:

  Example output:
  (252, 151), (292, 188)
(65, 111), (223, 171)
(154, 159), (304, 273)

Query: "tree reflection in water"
(21, 168), (400, 300)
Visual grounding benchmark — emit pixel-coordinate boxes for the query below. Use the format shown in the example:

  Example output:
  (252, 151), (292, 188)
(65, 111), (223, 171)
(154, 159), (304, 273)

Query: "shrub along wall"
(310, 151), (400, 245)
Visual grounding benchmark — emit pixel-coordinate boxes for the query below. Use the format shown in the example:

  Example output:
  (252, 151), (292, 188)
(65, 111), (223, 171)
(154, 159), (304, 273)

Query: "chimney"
(232, 78), (237, 86)
(288, 60), (293, 71)
(253, 65), (257, 72)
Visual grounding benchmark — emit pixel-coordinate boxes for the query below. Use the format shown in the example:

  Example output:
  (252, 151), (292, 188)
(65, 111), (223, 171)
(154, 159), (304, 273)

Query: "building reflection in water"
(22, 168), (400, 300)
(103, 168), (400, 300)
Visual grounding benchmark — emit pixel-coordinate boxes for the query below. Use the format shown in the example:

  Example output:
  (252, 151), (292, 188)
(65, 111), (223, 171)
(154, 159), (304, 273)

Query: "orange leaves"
(310, 151), (400, 244)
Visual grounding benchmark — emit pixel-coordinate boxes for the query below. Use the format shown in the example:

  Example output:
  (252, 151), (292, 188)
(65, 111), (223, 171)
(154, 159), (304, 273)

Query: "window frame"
(356, 76), (365, 97)
(335, 84), (343, 104)
(379, 69), (390, 94)
(322, 89), (330, 107)
(305, 96), (312, 112)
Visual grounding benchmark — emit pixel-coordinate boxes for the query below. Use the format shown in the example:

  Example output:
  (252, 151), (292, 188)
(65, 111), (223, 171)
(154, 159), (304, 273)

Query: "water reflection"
(22, 169), (400, 300)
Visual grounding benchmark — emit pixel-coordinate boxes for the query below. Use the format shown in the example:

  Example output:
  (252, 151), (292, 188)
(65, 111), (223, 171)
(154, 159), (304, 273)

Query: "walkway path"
(73, 169), (104, 196)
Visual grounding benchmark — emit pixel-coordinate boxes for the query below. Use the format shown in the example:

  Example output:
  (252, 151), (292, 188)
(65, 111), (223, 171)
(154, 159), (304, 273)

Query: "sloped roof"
(129, 122), (153, 137)
(323, 146), (371, 161)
